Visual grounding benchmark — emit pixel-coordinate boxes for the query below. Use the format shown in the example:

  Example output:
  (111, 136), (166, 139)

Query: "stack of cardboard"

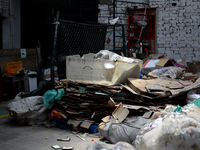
(53, 79), (148, 126)
(126, 76), (200, 106)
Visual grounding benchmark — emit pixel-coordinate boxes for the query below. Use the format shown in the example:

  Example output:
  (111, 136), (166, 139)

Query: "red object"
(48, 109), (64, 120)
(127, 9), (156, 54)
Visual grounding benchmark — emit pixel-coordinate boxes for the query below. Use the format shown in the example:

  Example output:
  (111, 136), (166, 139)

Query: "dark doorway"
(21, 0), (99, 62)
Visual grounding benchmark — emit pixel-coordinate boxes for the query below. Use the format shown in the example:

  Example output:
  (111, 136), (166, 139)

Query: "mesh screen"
(56, 20), (107, 61)
(54, 20), (107, 79)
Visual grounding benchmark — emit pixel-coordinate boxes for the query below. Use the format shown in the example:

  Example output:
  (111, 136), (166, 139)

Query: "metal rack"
(100, 0), (155, 57)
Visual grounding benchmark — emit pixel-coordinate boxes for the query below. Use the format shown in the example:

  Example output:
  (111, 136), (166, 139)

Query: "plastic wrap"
(5, 92), (49, 125)
(86, 141), (135, 150)
(99, 116), (150, 144)
(93, 50), (142, 64)
(135, 105), (200, 150)
(148, 67), (184, 79)
(186, 87), (200, 104)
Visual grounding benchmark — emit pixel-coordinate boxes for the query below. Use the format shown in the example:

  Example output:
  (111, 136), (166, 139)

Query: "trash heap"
(5, 50), (200, 150)
(52, 78), (151, 131)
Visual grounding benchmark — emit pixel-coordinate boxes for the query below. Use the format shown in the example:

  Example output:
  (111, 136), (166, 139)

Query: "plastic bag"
(55, 88), (65, 100)
(148, 67), (184, 79)
(43, 88), (65, 109)
(4, 61), (23, 76)
(99, 116), (150, 144)
(44, 66), (59, 81)
(48, 109), (64, 120)
(86, 141), (135, 150)
(43, 89), (57, 109)
(93, 50), (142, 64)
(5, 92), (49, 125)
(186, 87), (200, 104)
(135, 105), (200, 150)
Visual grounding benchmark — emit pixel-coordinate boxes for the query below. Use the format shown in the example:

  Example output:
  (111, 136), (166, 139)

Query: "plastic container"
(90, 125), (99, 133)
(66, 54), (143, 86)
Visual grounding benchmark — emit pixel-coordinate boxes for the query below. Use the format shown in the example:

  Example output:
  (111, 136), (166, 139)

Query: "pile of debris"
(5, 50), (200, 150)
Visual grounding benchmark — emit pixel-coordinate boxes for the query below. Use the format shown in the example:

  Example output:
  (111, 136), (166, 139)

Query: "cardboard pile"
(142, 57), (186, 75)
(53, 79), (150, 129)
(50, 56), (200, 131)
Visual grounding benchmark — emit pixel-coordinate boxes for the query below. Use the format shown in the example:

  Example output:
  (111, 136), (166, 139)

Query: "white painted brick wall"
(98, 0), (200, 62)
(149, 0), (200, 62)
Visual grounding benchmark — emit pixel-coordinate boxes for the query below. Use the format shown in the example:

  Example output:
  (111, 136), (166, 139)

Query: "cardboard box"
(181, 73), (198, 80)
(142, 59), (173, 75)
(112, 103), (129, 123)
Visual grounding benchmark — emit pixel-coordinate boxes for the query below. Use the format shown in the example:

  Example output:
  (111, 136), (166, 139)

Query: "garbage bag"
(148, 67), (184, 79)
(86, 141), (135, 150)
(5, 92), (49, 125)
(94, 50), (142, 64)
(135, 105), (200, 150)
(43, 88), (65, 109)
(186, 87), (200, 104)
(99, 116), (150, 144)
(55, 88), (65, 100)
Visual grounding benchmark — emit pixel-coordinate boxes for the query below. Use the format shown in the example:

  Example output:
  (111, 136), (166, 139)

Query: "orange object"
(113, 103), (121, 114)
(5, 61), (23, 75)
(48, 109), (64, 120)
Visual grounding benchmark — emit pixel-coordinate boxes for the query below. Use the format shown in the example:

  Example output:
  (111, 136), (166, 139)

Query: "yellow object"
(45, 137), (48, 139)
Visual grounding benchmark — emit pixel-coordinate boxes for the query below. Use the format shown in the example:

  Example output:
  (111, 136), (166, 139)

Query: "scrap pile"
(48, 53), (200, 133)
(53, 79), (147, 124)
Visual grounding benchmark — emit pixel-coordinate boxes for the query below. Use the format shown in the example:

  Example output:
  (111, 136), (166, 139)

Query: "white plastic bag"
(99, 116), (150, 144)
(5, 92), (49, 125)
(186, 87), (200, 104)
(86, 141), (135, 150)
(148, 67), (184, 79)
(135, 105), (200, 150)
(94, 50), (142, 64)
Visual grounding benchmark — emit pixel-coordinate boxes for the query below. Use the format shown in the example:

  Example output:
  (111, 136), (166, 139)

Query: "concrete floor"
(0, 101), (101, 150)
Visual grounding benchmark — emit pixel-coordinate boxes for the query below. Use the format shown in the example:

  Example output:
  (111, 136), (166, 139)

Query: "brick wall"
(150, 0), (200, 62)
(98, 0), (200, 62)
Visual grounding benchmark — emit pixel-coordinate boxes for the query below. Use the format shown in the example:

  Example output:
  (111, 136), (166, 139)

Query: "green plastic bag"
(55, 88), (65, 100)
(173, 105), (182, 113)
(43, 89), (57, 109)
(174, 98), (200, 113)
(184, 98), (200, 108)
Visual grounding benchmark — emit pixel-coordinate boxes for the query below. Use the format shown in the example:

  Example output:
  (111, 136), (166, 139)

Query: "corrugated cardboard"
(122, 104), (150, 111)
(170, 77), (200, 96)
(142, 59), (173, 74)
(80, 121), (92, 129)
(128, 78), (155, 95)
(67, 120), (82, 131)
(173, 58), (187, 68)
(181, 73), (198, 80)
(156, 59), (174, 67)
(102, 115), (112, 122)
(112, 103), (129, 123)
(108, 97), (116, 107)
(142, 111), (153, 119)
(122, 84), (154, 99)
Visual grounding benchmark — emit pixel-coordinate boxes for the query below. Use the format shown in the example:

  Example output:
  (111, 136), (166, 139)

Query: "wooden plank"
(0, 49), (36, 56)
(0, 48), (37, 76)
